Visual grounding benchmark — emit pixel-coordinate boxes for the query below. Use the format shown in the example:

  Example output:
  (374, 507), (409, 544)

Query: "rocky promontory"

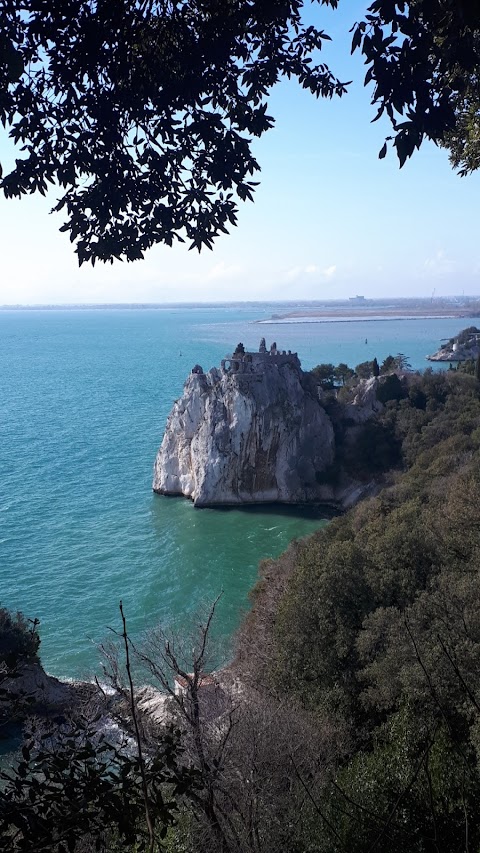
(153, 341), (387, 509)
(427, 326), (480, 361)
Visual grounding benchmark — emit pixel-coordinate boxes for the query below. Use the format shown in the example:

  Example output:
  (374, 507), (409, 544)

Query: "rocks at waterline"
(427, 326), (480, 362)
(153, 343), (334, 506)
(0, 662), (100, 723)
(153, 342), (386, 509)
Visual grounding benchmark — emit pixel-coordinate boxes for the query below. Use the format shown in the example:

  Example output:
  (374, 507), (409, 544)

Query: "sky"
(1, 1), (480, 306)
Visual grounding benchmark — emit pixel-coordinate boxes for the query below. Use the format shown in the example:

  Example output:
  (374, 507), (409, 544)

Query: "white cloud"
(205, 261), (243, 281)
(284, 265), (302, 281)
(423, 250), (455, 276)
(321, 265), (337, 279)
(283, 263), (329, 282)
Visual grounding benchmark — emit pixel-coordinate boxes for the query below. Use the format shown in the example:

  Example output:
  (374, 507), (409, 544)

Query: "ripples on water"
(1, 306), (475, 678)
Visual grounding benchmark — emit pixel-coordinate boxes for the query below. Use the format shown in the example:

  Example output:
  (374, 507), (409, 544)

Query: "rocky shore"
(1, 660), (240, 744)
(427, 326), (480, 361)
(153, 341), (385, 510)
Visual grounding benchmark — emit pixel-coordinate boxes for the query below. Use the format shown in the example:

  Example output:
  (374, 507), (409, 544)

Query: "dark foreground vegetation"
(3, 366), (480, 852)
(238, 366), (480, 852)
(2, 1), (480, 264)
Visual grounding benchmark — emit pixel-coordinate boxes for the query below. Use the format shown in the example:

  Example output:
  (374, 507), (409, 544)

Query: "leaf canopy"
(0, 0), (344, 264)
(3, 1), (480, 266)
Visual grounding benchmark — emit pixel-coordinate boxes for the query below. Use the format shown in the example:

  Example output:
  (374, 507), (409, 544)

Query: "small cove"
(1, 305), (477, 680)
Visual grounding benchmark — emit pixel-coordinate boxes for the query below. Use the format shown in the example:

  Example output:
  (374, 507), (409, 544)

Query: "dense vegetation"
(0, 608), (39, 670)
(0, 608), (203, 852)
(246, 367), (480, 851)
(3, 367), (480, 851)
(309, 354), (411, 390)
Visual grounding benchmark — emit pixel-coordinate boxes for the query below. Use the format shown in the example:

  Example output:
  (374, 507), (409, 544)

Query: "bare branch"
(119, 600), (155, 853)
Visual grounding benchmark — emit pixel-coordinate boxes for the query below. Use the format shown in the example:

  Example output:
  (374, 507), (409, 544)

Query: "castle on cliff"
(220, 338), (300, 376)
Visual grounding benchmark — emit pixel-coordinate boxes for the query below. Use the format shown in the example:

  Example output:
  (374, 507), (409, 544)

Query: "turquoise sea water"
(1, 305), (477, 680)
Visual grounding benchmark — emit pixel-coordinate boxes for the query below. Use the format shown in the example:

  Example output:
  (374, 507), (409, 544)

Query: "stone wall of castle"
(221, 340), (300, 376)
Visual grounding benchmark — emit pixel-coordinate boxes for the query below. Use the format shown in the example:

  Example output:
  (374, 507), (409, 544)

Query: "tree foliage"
(353, 0), (480, 168)
(0, 608), (39, 670)
(5, 369), (480, 851)
(0, 0), (345, 265)
(0, 717), (199, 852)
(381, 353), (397, 373)
(100, 597), (336, 853)
(3, 2), (480, 265)
(354, 359), (375, 379)
(310, 362), (337, 389)
(334, 362), (355, 385)
(263, 368), (480, 851)
(0, 604), (203, 853)
(443, 79), (480, 174)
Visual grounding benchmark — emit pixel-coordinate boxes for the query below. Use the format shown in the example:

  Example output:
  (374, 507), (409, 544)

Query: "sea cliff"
(153, 341), (381, 508)
(427, 325), (480, 361)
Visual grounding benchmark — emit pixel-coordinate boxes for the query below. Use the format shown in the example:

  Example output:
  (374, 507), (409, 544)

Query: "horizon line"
(2, 295), (480, 310)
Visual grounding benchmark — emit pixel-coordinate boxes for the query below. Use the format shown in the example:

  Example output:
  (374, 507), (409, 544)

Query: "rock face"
(427, 327), (480, 361)
(1, 662), (99, 721)
(153, 348), (336, 506)
(428, 344), (480, 362)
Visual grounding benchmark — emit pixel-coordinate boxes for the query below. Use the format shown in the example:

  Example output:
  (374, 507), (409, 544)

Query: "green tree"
(353, 1), (480, 168)
(376, 373), (405, 404)
(320, 710), (480, 853)
(343, 419), (401, 478)
(0, 0), (346, 265)
(355, 360), (374, 379)
(372, 357), (380, 378)
(3, 1), (480, 266)
(457, 326), (480, 344)
(380, 354), (396, 374)
(0, 604), (202, 852)
(334, 363), (355, 385)
(394, 353), (412, 371)
(0, 608), (41, 730)
(310, 363), (336, 389)
(0, 717), (199, 852)
(0, 607), (39, 670)
(443, 82), (480, 174)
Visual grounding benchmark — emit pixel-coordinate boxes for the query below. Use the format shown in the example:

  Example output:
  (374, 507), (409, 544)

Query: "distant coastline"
(258, 314), (463, 324)
(2, 297), (480, 316)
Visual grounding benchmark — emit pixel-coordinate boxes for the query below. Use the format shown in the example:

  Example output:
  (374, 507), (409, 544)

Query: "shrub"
(0, 608), (40, 669)
(376, 373), (405, 404)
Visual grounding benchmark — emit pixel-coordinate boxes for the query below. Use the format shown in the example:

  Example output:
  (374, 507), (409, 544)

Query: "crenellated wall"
(221, 342), (300, 376)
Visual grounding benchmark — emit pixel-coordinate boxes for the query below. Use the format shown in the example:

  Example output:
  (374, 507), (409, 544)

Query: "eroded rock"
(153, 346), (337, 506)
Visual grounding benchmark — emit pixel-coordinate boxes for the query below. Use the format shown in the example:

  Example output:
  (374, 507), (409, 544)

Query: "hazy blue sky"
(1, 1), (479, 305)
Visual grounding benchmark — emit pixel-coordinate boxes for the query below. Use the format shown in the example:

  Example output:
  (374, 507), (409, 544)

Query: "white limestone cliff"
(153, 352), (336, 506)
(345, 376), (385, 423)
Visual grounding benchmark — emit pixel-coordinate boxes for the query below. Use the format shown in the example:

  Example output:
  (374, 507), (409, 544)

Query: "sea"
(1, 304), (476, 682)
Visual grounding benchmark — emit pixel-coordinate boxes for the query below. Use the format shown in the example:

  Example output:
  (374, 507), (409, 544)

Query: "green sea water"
(1, 304), (476, 679)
